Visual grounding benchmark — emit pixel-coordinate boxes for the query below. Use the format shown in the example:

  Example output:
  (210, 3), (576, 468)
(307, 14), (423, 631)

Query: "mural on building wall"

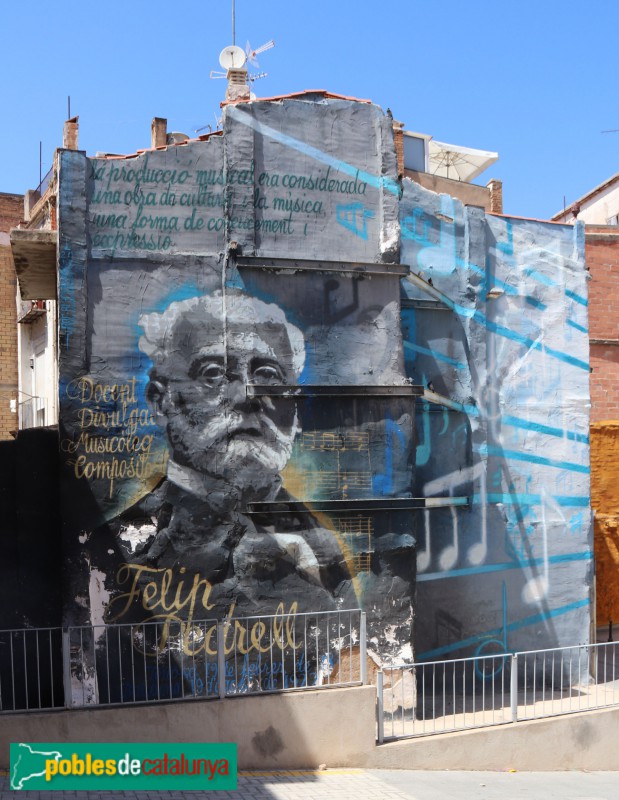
(57, 98), (415, 700)
(400, 181), (592, 660)
(56, 93), (592, 701)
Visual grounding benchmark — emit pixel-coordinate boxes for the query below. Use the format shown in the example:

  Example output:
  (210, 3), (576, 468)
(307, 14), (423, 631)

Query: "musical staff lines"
(297, 428), (373, 500)
(334, 515), (374, 573)
(301, 431), (370, 452)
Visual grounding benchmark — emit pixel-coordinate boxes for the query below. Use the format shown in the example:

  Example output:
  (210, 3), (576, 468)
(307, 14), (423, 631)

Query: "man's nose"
(224, 376), (261, 411)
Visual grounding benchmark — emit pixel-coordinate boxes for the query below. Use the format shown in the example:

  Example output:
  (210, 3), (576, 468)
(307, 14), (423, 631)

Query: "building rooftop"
(552, 170), (619, 221)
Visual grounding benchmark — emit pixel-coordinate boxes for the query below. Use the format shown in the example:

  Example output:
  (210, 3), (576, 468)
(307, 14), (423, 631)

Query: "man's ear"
(146, 380), (168, 423)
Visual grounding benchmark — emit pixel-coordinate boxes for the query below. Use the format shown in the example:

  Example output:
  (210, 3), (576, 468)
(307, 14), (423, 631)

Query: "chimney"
(486, 178), (503, 214)
(226, 70), (251, 102)
(63, 116), (79, 150)
(151, 117), (168, 149)
(392, 119), (405, 176)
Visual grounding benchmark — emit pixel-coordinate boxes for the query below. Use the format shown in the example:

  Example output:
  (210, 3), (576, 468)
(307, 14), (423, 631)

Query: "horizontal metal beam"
(247, 497), (469, 513)
(401, 298), (452, 311)
(420, 388), (475, 413)
(404, 271), (454, 308)
(236, 255), (409, 276)
(247, 384), (423, 398)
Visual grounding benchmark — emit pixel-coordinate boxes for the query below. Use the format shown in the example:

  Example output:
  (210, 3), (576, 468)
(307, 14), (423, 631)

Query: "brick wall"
(586, 231), (619, 423)
(585, 230), (619, 623)
(0, 192), (22, 235)
(590, 422), (619, 624)
(392, 124), (404, 176)
(0, 193), (23, 440)
(486, 179), (503, 215)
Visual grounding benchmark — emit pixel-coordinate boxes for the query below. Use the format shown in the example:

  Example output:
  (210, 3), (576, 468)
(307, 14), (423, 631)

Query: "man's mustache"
(173, 410), (298, 451)
(228, 412), (299, 452)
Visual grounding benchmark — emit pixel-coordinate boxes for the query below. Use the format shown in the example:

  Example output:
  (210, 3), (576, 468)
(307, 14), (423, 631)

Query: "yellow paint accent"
(239, 769), (366, 777)
(590, 422), (619, 624)
(282, 462), (362, 600)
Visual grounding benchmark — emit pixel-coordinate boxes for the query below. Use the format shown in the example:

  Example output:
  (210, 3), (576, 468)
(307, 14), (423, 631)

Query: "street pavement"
(1, 768), (618, 799)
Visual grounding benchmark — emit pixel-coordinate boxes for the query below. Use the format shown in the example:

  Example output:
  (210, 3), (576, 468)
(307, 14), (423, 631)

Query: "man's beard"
(166, 408), (299, 492)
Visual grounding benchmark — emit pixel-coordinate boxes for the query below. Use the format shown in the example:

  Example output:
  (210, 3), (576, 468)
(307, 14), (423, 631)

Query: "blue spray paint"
(336, 202), (375, 239)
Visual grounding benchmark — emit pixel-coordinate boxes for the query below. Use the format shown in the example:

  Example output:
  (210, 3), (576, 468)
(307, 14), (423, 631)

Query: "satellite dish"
(219, 45), (246, 70)
(166, 132), (189, 145)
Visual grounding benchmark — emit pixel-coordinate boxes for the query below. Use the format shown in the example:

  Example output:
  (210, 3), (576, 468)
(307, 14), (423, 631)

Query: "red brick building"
(553, 178), (619, 625)
(583, 226), (619, 625)
(0, 192), (22, 439)
(587, 227), (619, 422)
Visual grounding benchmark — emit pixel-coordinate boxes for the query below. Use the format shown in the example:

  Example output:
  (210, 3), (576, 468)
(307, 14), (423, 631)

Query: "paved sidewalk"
(1, 768), (618, 799)
(2, 769), (404, 799)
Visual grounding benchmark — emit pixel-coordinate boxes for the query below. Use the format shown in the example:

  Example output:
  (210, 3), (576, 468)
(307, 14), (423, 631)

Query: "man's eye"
(252, 364), (283, 384)
(196, 363), (226, 384)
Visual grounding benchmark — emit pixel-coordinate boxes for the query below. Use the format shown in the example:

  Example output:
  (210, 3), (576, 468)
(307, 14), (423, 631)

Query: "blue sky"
(1, 0), (618, 219)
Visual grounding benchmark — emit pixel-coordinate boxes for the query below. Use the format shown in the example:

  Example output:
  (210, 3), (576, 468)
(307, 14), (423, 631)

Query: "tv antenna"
(245, 39), (275, 68)
(211, 38), (274, 82)
(210, 67), (268, 83)
(195, 112), (224, 135)
(207, 0), (275, 105)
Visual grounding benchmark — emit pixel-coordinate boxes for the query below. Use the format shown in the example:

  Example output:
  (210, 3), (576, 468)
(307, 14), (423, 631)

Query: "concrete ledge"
(3, 689), (619, 771)
(0, 685), (376, 770)
(369, 706), (619, 771)
(404, 170), (491, 211)
(10, 228), (57, 300)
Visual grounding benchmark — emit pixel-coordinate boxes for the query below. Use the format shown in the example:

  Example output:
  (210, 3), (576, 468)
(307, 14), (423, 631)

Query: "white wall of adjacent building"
(17, 299), (58, 429)
(555, 180), (619, 225)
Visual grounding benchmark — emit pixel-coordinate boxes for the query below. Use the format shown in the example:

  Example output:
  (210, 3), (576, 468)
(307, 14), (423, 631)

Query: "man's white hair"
(138, 289), (306, 377)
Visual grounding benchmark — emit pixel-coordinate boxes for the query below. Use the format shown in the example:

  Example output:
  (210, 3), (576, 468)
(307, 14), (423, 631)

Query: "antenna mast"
(209, 5), (275, 103)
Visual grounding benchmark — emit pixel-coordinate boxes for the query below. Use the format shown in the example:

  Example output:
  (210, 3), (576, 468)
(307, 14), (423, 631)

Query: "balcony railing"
(36, 166), (53, 198)
(18, 396), (56, 429)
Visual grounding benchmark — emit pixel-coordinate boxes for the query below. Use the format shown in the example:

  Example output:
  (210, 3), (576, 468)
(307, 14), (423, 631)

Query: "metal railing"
(64, 618), (220, 707)
(0, 627), (63, 713)
(222, 608), (366, 695)
(36, 166), (53, 197)
(0, 609), (365, 713)
(517, 642), (619, 720)
(377, 640), (619, 742)
(18, 396), (56, 430)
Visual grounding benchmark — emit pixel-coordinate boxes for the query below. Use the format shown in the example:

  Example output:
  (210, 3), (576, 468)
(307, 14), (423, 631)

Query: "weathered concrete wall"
(0, 686), (376, 770)
(2, 685), (618, 772)
(400, 180), (591, 659)
(370, 706), (619, 771)
(404, 170), (492, 211)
